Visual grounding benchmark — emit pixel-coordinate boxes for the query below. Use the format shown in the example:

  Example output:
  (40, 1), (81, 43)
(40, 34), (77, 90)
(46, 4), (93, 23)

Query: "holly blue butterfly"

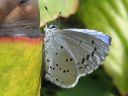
(44, 24), (111, 88)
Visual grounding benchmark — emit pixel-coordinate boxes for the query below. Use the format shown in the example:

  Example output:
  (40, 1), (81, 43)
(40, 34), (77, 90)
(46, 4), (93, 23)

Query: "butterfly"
(44, 24), (111, 88)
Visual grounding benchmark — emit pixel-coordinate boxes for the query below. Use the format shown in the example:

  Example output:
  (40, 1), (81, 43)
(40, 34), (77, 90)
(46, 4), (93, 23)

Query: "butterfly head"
(49, 25), (57, 29)
(44, 24), (58, 38)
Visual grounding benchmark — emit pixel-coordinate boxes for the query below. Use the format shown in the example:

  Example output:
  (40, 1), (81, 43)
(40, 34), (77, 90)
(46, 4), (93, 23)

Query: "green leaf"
(0, 37), (42, 96)
(39, 0), (79, 26)
(78, 0), (128, 95)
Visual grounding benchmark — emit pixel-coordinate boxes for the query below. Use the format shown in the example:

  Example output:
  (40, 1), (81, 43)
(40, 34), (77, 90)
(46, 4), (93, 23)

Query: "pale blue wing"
(44, 28), (111, 88)
(44, 34), (78, 88)
(62, 29), (111, 46)
(60, 29), (111, 75)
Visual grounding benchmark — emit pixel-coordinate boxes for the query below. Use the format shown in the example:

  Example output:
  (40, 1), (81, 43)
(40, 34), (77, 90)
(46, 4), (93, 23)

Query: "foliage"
(39, 0), (79, 27)
(78, 0), (128, 95)
(0, 38), (42, 96)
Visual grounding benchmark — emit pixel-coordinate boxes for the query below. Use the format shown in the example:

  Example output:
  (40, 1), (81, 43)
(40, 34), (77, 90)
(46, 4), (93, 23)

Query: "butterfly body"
(44, 25), (111, 88)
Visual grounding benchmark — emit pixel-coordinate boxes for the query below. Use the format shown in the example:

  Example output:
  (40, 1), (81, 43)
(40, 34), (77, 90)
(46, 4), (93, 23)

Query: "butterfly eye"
(49, 25), (57, 29)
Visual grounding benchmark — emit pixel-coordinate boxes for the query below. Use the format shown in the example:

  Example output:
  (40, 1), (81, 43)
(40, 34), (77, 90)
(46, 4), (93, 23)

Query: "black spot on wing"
(48, 73), (50, 75)
(61, 45), (63, 49)
(92, 52), (94, 56)
(92, 40), (94, 44)
(63, 70), (66, 73)
(47, 59), (50, 62)
(70, 58), (73, 61)
(87, 55), (90, 60)
(66, 59), (68, 62)
(81, 58), (85, 64)
(56, 64), (59, 67)
(56, 78), (58, 81)
(94, 47), (97, 51)
(59, 68), (61, 70)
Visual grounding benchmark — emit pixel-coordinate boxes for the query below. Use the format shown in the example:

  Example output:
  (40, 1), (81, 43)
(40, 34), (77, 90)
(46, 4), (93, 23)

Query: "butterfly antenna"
(44, 6), (54, 20)
(42, 18), (47, 27)
(44, 6), (59, 27)
(58, 11), (61, 28)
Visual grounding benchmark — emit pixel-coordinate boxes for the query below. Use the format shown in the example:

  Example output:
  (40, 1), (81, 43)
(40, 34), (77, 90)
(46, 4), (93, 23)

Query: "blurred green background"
(39, 0), (128, 96)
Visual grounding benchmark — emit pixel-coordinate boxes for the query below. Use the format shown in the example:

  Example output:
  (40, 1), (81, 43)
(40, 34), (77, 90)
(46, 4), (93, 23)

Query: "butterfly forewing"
(61, 29), (110, 73)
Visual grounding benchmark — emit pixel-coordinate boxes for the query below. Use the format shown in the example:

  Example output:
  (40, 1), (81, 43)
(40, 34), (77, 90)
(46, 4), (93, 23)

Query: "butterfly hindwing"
(45, 35), (78, 88)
